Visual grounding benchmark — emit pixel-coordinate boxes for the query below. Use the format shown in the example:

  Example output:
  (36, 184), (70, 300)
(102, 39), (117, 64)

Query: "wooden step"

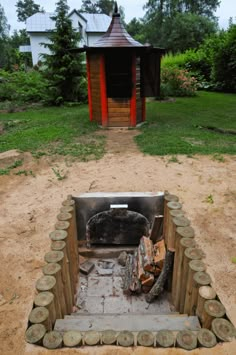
(54, 314), (201, 332)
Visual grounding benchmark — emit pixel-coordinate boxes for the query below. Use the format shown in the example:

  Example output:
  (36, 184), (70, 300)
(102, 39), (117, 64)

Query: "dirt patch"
(0, 130), (235, 354)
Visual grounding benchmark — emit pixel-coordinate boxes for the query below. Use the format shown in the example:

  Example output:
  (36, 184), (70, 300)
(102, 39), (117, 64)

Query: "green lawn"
(136, 91), (236, 155)
(0, 104), (105, 161)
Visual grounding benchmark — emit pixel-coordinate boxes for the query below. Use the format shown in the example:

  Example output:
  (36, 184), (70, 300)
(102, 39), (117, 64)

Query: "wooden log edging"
(25, 193), (236, 349)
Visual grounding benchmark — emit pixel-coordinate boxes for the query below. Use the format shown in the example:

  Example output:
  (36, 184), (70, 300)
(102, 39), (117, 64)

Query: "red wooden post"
(130, 53), (137, 127)
(100, 54), (108, 127)
(142, 97), (146, 122)
(86, 53), (92, 121)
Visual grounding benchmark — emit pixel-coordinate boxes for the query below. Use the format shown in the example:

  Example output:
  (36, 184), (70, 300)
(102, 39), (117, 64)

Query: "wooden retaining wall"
(25, 193), (235, 349)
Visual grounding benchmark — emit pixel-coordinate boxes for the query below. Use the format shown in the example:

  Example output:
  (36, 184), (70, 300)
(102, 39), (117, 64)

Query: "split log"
(179, 247), (203, 314)
(139, 236), (154, 272)
(42, 262), (67, 317)
(63, 331), (82, 347)
(197, 328), (217, 348)
(129, 250), (142, 293)
(202, 299), (226, 329)
(156, 330), (175, 348)
(172, 238), (196, 311)
(176, 330), (197, 350)
(149, 215), (163, 243)
(44, 251), (69, 314)
(171, 227), (195, 309)
(163, 194), (179, 245)
(164, 201), (182, 248)
(196, 286), (216, 322)
(168, 215), (190, 252)
(145, 250), (174, 303)
(36, 275), (61, 320)
(137, 330), (154, 347)
(188, 271), (212, 318)
(211, 318), (236, 342)
(117, 331), (134, 347)
(123, 254), (133, 295)
(101, 330), (117, 345)
(29, 306), (50, 331)
(25, 324), (46, 345)
(153, 239), (166, 269)
(84, 331), (100, 345)
(57, 211), (78, 291)
(141, 274), (154, 287)
(184, 260), (206, 315)
(43, 330), (63, 349)
(34, 292), (56, 326)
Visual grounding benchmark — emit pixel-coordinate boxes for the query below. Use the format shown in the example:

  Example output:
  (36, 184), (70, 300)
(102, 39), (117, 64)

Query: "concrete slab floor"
(75, 257), (173, 315)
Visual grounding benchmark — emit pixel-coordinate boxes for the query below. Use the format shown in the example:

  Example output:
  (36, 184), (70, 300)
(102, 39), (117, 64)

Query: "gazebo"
(78, 3), (164, 127)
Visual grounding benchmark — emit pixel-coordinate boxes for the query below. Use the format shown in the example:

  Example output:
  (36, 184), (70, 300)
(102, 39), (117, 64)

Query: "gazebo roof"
(93, 2), (143, 48)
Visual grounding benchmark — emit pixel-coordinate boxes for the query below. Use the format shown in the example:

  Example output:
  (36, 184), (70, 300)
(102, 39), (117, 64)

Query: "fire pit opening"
(25, 192), (236, 350)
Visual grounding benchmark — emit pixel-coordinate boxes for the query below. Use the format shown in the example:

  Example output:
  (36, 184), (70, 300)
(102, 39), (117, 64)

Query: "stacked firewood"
(123, 236), (166, 295)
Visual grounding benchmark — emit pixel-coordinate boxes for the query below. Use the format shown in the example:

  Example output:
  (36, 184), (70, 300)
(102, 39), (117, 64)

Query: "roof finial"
(114, 2), (119, 15)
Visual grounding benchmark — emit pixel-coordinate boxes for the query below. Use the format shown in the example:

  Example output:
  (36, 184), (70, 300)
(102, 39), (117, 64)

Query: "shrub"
(0, 69), (48, 103)
(160, 67), (198, 97)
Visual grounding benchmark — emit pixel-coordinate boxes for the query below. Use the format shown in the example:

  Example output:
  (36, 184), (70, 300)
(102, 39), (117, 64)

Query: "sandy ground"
(0, 129), (235, 355)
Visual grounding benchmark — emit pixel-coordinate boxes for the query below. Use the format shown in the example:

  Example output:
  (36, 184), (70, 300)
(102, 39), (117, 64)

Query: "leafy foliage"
(16, 0), (43, 22)
(161, 67), (198, 97)
(42, 0), (85, 105)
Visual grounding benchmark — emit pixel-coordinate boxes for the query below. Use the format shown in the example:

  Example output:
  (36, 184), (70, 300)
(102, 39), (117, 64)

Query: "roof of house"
(26, 11), (111, 33)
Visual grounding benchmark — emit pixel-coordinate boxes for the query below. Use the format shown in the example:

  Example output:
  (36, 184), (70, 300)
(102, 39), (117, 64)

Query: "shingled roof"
(93, 3), (143, 48)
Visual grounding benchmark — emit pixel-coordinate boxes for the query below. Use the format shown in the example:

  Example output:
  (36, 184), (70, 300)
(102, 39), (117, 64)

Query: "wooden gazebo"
(79, 3), (164, 127)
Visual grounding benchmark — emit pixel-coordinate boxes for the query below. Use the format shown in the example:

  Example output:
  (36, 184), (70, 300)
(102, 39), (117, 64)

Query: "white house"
(25, 10), (111, 65)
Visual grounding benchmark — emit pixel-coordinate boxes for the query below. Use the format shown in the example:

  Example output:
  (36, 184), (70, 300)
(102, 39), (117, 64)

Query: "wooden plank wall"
(108, 98), (130, 127)
(136, 57), (142, 124)
(89, 54), (102, 124)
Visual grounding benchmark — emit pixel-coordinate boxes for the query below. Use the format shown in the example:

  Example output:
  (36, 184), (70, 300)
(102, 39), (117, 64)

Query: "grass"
(0, 159), (23, 175)
(136, 91), (236, 155)
(0, 105), (105, 161)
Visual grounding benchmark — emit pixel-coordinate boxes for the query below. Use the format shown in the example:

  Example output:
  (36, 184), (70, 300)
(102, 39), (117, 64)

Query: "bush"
(0, 69), (48, 103)
(160, 67), (198, 97)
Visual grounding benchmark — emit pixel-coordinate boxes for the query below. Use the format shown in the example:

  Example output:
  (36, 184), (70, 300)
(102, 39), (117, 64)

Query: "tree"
(80, 0), (124, 18)
(0, 4), (9, 39)
(126, 18), (146, 44)
(16, 0), (43, 22)
(42, 0), (84, 104)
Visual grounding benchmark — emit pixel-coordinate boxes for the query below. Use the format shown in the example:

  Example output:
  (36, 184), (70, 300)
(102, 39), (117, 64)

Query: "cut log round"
(145, 250), (174, 303)
(49, 230), (68, 241)
(179, 247), (203, 314)
(29, 307), (50, 330)
(202, 300), (226, 329)
(137, 330), (154, 347)
(211, 318), (236, 342)
(172, 239), (196, 311)
(170, 210), (184, 218)
(62, 199), (75, 207)
(25, 324), (46, 345)
(44, 250), (64, 264)
(63, 331), (82, 347)
(176, 330), (197, 350)
(196, 286), (216, 321)
(163, 194), (179, 246)
(43, 330), (63, 349)
(167, 201), (182, 210)
(55, 221), (70, 231)
(168, 216), (190, 252)
(173, 216), (190, 228)
(186, 271), (212, 318)
(36, 275), (56, 293)
(84, 331), (100, 345)
(42, 262), (66, 317)
(51, 240), (66, 251)
(176, 226), (195, 239)
(184, 260), (206, 315)
(60, 205), (74, 214)
(117, 331), (134, 347)
(101, 330), (117, 345)
(156, 330), (175, 348)
(197, 328), (217, 348)
(34, 292), (56, 326)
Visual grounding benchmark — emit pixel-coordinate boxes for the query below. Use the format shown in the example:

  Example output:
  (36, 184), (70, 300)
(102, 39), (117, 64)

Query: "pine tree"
(42, 0), (84, 105)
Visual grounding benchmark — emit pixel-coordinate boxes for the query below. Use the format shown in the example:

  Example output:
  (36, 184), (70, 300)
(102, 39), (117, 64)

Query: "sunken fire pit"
(25, 192), (236, 350)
